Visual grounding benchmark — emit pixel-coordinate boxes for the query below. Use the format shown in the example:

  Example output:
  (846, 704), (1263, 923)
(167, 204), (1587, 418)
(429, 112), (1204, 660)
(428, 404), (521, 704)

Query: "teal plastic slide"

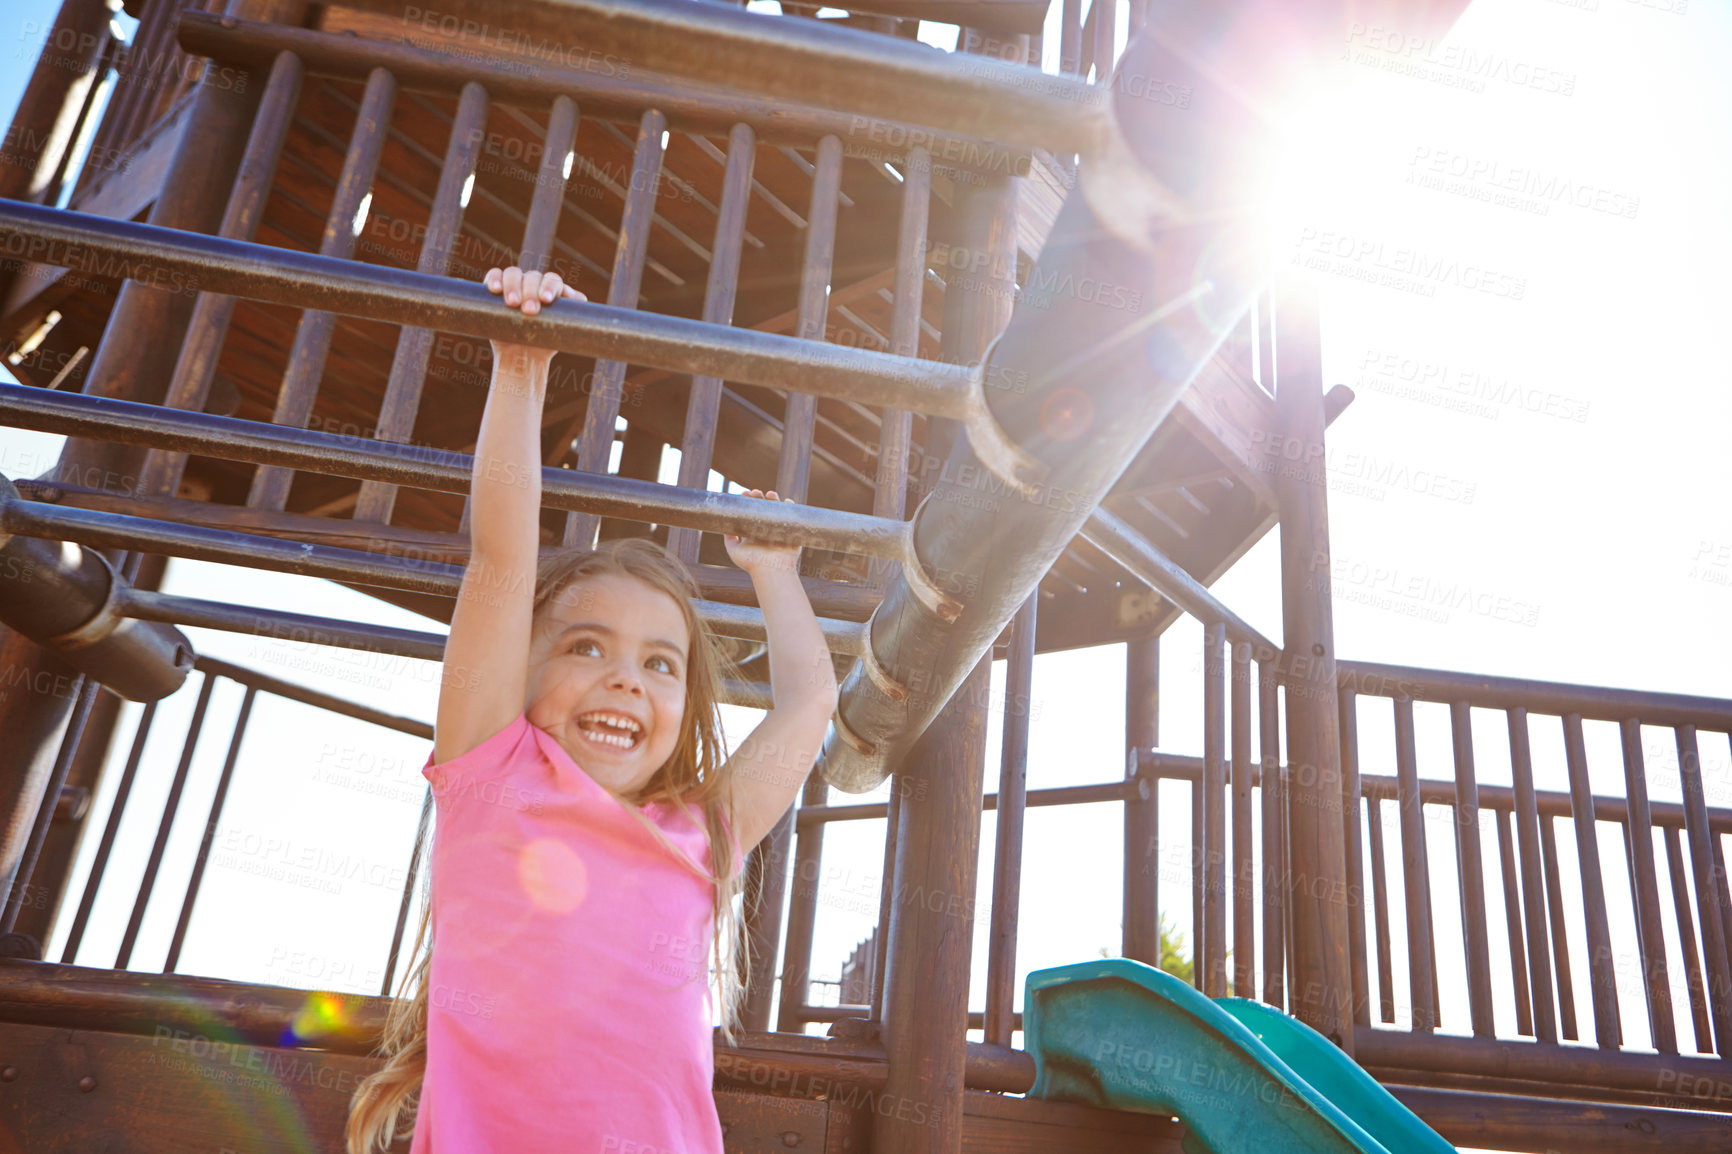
(1023, 959), (1455, 1154)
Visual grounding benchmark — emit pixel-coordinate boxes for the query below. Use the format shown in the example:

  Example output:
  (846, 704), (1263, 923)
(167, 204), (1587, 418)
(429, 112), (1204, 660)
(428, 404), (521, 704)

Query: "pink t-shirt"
(411, 712), (742, 1154)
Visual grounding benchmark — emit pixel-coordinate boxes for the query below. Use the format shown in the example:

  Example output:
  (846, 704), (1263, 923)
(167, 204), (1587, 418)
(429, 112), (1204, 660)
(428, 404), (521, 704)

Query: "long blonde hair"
(346, 537), (749, 1153)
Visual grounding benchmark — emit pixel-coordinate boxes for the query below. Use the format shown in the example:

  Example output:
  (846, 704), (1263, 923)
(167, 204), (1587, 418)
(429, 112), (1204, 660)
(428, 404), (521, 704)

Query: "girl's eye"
(647, 655), (676, 675)
(568, 638), (601, 657)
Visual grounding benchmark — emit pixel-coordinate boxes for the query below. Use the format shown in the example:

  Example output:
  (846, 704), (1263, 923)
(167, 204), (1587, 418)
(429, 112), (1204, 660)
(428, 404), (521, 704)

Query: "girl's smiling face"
(525, 573), (690, 800)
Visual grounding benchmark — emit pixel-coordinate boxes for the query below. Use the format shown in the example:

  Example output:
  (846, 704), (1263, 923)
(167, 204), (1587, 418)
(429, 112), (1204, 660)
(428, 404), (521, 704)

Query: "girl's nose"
(606, 659), (644, 693)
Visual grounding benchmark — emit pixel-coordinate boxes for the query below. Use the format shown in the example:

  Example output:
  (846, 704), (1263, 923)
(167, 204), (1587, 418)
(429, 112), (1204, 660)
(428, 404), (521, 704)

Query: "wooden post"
(878, 156), (1014, 1153)
(1271, 277), (1353, 1052)
(879, 655), (990, 1154)
(1123, 635), (1160, 965)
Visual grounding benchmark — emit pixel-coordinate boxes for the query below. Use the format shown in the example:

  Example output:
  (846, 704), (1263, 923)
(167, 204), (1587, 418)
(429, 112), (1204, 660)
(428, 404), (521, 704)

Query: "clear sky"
(2, 0), (1729, 1115)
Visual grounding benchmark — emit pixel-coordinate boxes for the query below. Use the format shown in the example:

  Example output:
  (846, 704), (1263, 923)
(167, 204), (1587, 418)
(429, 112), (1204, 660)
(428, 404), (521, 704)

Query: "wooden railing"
(1138, 659), (1732, 1077)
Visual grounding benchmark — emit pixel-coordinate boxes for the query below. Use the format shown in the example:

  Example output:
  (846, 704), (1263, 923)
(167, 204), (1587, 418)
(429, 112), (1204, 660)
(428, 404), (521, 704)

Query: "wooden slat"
(773, 773), (829, 1033)
(667, 121), (756, 563)
(352, 80), (489, 524)
(868, 143), (930, 588)
(1496, 809), (1535, 1036)
(1450, 700), (1496, 1037)
(741, 134), (842, 1031)
(559, 107), (669, 547)
(249, 68), (399, 512)
(1339, 687), (1368, 1025)
(1261, 657), (1285, 1008)
(1619, 717), (1678, 1054)
(1676, 725), (1732, 1052)
(1562, 712), (1622, 1047)
(774, 133), (843, 502)
(1366, 794), (1396, 1024)
(1201, 621), (1227, 998)
(1508, 706), (1560, 1043)
(984, 593), (1036, 1045)
(1663, 823), (1715, 1052)
(1231, 639), (1254, 998)
(142, 50), (306, 503)
(1393, 695), (1436, 1031)
(1540, 815), (1580, 1042)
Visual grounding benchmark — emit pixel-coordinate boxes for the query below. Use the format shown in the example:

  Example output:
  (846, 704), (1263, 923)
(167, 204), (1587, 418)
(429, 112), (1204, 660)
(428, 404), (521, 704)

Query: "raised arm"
(433, 267), (584, 765)
(720, 491), (842, 851)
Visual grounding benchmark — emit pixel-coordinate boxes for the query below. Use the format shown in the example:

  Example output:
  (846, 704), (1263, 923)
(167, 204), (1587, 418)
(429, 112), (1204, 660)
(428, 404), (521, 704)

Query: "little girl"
(347, 266), (840, 1153)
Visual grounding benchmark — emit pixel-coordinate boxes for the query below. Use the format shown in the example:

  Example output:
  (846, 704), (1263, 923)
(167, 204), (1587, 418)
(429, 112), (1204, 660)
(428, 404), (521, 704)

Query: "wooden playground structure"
(0, 0), (1730, 1150)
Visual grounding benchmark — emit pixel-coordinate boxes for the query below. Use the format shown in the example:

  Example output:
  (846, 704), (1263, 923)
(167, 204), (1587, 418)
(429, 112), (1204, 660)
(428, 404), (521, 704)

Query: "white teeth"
(576, 710), (643, 750)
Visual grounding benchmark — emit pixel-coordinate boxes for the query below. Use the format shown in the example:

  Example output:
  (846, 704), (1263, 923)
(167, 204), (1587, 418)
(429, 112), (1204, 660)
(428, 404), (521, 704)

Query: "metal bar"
(115, 670), (215, 970)
(194, 655), (431, 740)
(867, 143), (930, 589)
(1202, 621), (1226, 998)
(1231, 638), (1254, 998)
(799, 778), (1136, 827)
(668, 122), (758, 564)
(1540, 814), (1580, 1042)
(1509, 707), (1559, 1043)
(1393, 695), (1435, 1031)
(1080, 508), (1277, 659)
(141, 49), (306, 503)
(1261, 657), (1285, 1009)
(0, 676), (98, 934)
(177, 11), (1036, 177)
(1123, 634), (1159, 966)
(250, 67), (400, 512)
(1561, 712), (1622, 1048)
(0, 390), (908, 558)
(1450, 699), (1495, 1038)
(775, 134), (844, 502)
(1341, 660), (1732, 731)
(58, 701), (156, 964)
(1677, 725), (1732, 1051)
(383, 787), (433, 997)
(1664, 823), (1714, 1052)
(353, 79), (491, 524)
(561, 107), (668, 548)
(164, 685), (257, 973)
(135, 573), (847, 662)
(984, 592), (1035, 1045)
(0, 202), (978, 419)
(1365, 794), (1395, 1024)
(111, 584), (861, 706)
(1496, 810), (1535, 1037)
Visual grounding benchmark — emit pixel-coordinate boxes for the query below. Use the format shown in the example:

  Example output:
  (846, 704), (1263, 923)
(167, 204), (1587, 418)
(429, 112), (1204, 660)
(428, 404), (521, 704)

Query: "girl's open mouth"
(575, 710), (644, 751)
